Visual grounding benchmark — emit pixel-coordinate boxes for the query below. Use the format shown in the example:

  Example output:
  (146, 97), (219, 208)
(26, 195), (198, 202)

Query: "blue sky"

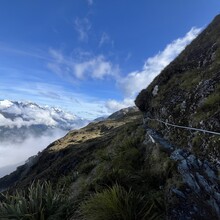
(0, 0), (219, 119)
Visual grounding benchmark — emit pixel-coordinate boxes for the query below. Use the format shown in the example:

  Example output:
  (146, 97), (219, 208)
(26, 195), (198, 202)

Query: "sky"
(0, 0), (220, 119)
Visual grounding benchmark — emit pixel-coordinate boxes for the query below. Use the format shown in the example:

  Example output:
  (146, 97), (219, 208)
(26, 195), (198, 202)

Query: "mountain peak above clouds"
(0, 99), (90, 175)
(0, 100), (13, 109)
(0, 99), (88, 131)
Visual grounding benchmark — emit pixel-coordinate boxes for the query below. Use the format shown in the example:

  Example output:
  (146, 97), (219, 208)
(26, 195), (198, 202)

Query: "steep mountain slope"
(136, 14), (220, 165)
(0, 107), (142, 191)
(0, 100), (90, 177)
(135, 15), (220, 219)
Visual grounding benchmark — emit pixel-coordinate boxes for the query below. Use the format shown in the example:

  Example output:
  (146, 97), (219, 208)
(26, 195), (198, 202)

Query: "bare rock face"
(170, 149), (220, 219)
(144, 127), (220, 219)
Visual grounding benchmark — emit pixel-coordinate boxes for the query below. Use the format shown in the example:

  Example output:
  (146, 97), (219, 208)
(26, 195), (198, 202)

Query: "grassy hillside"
(0, 109), (180, 219)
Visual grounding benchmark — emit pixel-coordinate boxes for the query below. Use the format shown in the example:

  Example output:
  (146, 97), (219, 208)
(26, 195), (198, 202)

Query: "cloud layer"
(0, 100), (89, 176)
(0, 100), (86, 129)
(0, 129), (66, 173)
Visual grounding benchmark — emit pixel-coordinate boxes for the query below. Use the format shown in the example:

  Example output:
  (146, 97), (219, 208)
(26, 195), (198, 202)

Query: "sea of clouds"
(0, 129), (66, 178)
(0, 100), (89, 178)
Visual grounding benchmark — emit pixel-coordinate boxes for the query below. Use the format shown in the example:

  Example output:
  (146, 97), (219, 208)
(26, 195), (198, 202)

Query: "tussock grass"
(80, 184), (164, 220)
(0, 181), (67, 220)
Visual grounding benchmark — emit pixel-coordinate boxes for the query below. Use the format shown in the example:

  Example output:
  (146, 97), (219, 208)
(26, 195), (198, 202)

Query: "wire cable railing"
(146, 118), (220, 136)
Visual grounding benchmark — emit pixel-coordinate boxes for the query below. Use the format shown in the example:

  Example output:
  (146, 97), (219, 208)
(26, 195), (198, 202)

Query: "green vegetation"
(201, 92), (220, 111)
(179, 70), (201, 90)
(192, 84), (220, 127)
(80, 184), (164, 220)
(78, 124), (173, 219)
(0, 119), (171, 219)
(0, 181), (69, 220)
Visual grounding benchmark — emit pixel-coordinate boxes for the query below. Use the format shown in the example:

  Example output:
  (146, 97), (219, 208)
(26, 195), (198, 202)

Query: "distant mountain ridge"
(0, 100), (89, 142)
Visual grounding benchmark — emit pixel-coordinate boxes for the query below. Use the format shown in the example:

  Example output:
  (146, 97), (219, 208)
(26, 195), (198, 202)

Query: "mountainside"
(0, 100), (90, 178)
(1, 15), (220, 220)
(0, 100), (89, 143)
(135, 15), (220, 219)
(0, 107), (142, 191)
(136, 14), (220, 165)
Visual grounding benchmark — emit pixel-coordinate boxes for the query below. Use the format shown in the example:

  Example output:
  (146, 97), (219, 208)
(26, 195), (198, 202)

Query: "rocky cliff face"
(144, 126), (220, 219)
(136, 14), (220, 165)
(135, 15), (220, 219)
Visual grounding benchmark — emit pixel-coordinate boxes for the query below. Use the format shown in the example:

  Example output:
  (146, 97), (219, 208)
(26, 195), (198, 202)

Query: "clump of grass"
(80, 184), (164, 220)
(179, 70), (201, 90)
(201, 93), (220, 111)
(92, 136), (144, 189)
(0, 181), (67, 220)
(79, 161), (96, 174)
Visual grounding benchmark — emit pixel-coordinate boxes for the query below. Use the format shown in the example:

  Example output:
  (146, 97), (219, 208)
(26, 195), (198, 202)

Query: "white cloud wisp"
(105, 98), (134, 113)
(74, 17), (91, 42)
(118, 27), (202, 98)
(48, 27), (201, 114)
(99, 32), (113, 47)
(104, 27), (202, 113)
(48, 49), (119, 80)
(87, 0), (93, 6)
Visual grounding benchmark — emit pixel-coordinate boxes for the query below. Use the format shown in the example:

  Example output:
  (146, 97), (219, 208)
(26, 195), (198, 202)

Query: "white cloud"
(125, 52), (132, 62)
(74, 17), (91, 42)
(105, 27), (202, 113)
(99, 32), (112, 47)
(0, 100), (89, 129)
(87, 0), (93, 6)
(0, 106), (57, 128)
(0, 100), (13, 109)
(0, 42), (53, 62)
(118, 27), (202, 98)
(105, 98), (134, 113)
(48, 49), (119, 80)
(0, 129), (66, 170)
(74, 55), (118, 79)
(49, 48), (64, 62)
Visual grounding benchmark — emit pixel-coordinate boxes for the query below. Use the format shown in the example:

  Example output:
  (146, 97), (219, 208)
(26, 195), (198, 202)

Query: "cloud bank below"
(0, 130), (66, 177)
